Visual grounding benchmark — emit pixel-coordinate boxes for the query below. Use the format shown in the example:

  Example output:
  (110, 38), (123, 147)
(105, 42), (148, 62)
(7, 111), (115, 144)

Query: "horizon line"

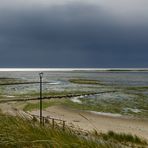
(0, 68), (148, 71)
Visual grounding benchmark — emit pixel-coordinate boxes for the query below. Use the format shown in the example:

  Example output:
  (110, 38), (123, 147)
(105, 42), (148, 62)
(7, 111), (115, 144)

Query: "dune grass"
(98, 131), (147, 145)
(0, 112), (147, 148)
(0, 113), (98, 147)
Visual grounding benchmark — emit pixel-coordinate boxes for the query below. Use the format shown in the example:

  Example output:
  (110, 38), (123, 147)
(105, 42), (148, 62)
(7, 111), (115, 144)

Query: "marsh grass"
(69, 79), (103, 85)
(125, 86), (148, 91)
(23, 99), (66, 111)
(23, 98), (120, 113)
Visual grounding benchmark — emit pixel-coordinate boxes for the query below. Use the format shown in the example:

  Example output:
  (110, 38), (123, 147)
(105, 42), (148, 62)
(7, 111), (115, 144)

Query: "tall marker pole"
(39, 72), (43, 124)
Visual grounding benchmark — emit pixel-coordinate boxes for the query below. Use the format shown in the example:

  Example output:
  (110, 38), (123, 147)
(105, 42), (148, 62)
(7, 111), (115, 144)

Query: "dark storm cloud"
(0, 1), (148, 67)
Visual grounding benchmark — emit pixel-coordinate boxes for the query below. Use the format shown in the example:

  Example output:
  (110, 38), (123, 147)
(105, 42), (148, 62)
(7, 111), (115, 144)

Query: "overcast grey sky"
(0, 0), (148, 68)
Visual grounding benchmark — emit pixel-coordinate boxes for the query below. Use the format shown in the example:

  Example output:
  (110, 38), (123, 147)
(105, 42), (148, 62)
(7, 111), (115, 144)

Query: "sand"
(29, 105), (148, 140)
(0, 102), (148, 140)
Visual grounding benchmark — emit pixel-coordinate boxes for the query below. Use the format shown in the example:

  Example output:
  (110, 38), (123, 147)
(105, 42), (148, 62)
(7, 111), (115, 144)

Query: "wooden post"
(52, 119), (55, 128)
(39, 72), (43, 125)
(42, 117), (45, 126)
(63, 121), (65, 131)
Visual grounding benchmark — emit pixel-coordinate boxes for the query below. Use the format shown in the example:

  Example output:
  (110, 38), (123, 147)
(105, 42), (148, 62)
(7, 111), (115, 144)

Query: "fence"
(31, 114), (66, 130)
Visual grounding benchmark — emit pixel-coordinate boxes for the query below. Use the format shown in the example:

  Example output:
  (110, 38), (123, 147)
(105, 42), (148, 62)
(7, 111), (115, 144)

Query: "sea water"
(0, 68), (148, 95)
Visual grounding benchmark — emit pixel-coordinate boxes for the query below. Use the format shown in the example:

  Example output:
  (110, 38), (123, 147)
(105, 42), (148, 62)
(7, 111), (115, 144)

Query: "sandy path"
(30, 105), (148, 140)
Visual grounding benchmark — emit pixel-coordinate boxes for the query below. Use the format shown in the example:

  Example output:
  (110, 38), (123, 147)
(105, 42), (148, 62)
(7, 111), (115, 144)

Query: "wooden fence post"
(52, 119), (55, 128)
(63, 121), (65, 131)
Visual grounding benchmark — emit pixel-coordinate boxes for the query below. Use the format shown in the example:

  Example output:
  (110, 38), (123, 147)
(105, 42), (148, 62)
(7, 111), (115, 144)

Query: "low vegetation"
(95, 131), (147, 147)
(23, 99), (66, 111)
(0, 77), (24, 85)
(101, 131), (147, 145)
(69, 79), (103, 85)
(0, 113), (97, 147)
(0, 112), (147, 147)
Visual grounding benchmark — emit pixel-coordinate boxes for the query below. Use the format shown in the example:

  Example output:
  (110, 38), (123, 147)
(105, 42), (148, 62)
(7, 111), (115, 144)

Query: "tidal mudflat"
(0, 69), (148, 142)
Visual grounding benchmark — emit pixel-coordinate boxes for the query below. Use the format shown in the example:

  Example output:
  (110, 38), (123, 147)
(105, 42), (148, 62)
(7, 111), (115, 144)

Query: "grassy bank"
(23, 99), (66, 111)
(0, 113), (98, 147)
(69, 79), (103, 85)
(0, 112), (147, 147)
